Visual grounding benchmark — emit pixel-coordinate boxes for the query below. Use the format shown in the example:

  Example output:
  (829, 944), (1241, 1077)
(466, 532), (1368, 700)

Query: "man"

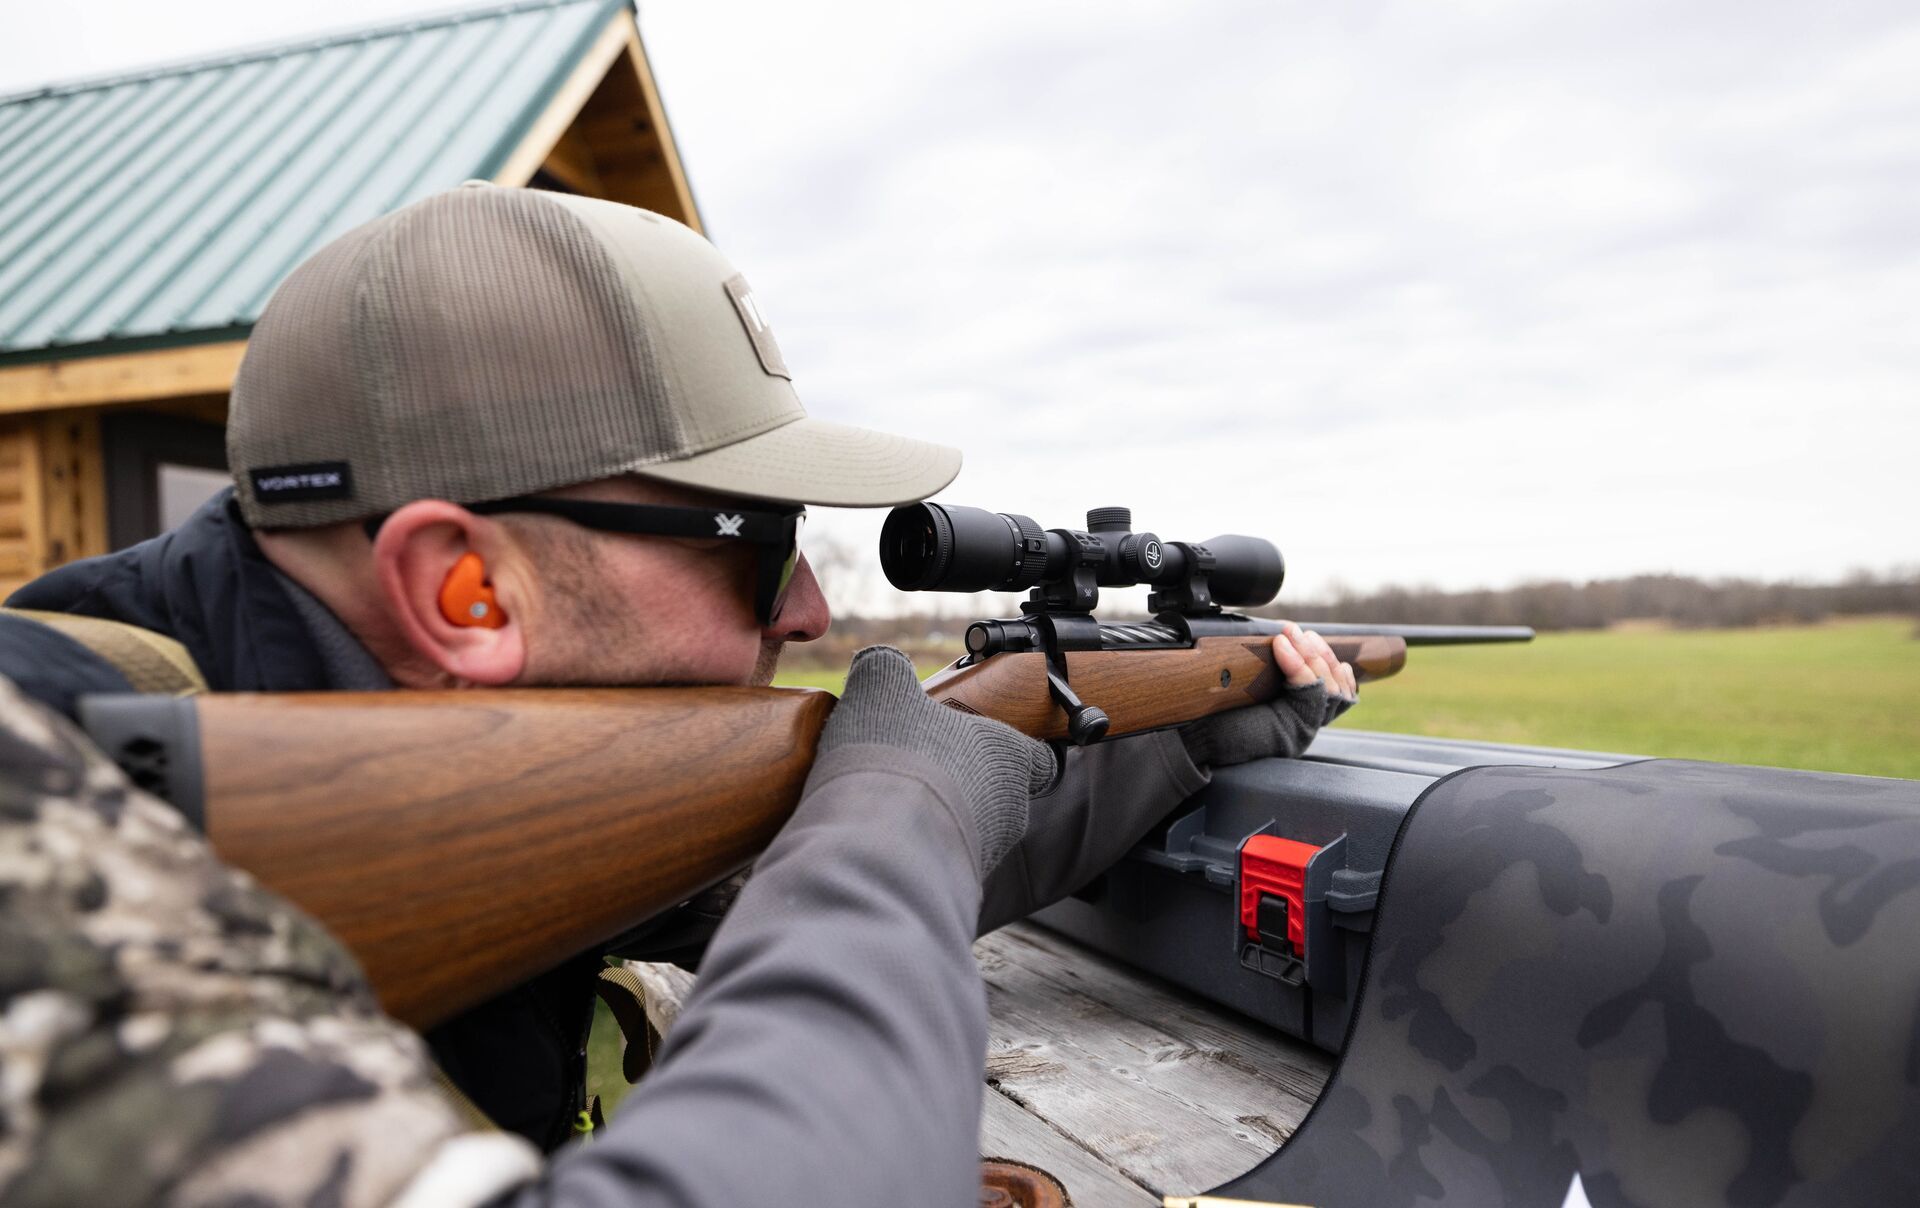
(0, 184), (1356, 1204)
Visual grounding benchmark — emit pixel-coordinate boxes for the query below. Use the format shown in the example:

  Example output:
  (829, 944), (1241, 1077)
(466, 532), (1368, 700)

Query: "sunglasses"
(465, 496), (807, 626)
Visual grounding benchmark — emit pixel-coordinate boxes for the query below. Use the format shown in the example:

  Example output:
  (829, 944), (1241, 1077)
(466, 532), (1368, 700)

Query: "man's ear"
(371, 501), (527, 686)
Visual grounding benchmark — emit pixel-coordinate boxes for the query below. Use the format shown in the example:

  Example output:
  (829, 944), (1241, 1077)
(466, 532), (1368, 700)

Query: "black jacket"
(2, 491), (601, 1151)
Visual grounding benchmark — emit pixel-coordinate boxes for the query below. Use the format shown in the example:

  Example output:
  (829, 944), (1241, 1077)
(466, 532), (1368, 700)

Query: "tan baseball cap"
(227, 182), (959, 527)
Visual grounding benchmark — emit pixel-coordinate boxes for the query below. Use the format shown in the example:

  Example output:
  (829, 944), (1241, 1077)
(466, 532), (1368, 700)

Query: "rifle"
(79, 503), (1529, 1029)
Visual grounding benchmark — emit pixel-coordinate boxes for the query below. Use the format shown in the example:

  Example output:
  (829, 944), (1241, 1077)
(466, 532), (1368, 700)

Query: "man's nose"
(766, 553), (830, 642)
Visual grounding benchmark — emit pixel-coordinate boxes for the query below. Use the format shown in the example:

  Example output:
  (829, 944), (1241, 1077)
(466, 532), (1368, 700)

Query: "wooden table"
(628, 920), (1331, 1206)
(976, 922), (1330, 1206)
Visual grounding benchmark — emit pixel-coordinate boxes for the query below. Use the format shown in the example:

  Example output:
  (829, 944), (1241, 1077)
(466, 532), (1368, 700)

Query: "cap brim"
(626, 416), (960, 507)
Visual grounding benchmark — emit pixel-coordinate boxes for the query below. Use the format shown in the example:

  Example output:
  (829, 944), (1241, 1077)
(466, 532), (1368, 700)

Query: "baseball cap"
(227, 182), (959, 528)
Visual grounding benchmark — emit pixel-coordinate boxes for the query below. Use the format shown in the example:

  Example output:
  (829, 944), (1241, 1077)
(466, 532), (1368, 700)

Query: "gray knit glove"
(1176, 679), (1355, 769)
(818, 647), (1059, 876)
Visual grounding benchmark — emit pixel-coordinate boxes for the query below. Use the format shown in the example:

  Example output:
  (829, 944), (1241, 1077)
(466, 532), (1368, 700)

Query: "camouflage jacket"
(0, 676), (540, 1206)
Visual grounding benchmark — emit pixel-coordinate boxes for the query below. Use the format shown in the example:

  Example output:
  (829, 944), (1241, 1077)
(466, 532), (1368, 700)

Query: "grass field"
(773, 616), (1920, 778)
(1336, 615), (1920, 778)
(590, 617), (1918, 1115)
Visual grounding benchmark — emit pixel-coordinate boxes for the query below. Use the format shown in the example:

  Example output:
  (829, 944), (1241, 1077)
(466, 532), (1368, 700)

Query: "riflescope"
(879, 503), (1283, 611)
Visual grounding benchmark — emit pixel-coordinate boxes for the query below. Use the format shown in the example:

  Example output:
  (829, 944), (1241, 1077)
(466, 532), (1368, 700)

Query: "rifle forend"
(924, 616), (1530, 744)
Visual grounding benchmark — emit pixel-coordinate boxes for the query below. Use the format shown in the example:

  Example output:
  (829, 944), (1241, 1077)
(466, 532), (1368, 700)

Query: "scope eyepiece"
(878, 503), (1283, 610)
(880, 504), (1050, 593)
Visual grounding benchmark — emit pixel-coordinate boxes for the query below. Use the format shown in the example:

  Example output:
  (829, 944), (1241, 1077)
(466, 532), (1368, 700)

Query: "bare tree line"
(1265, 569), (1920, 631)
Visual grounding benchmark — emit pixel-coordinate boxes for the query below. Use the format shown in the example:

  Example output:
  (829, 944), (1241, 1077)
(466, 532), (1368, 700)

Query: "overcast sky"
(5, 0), (1916, 614)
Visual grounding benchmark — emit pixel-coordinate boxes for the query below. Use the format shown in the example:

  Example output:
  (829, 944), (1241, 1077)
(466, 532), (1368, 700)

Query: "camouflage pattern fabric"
(1220, 759), (1920, 1208)
(0, 675), (539, 1206)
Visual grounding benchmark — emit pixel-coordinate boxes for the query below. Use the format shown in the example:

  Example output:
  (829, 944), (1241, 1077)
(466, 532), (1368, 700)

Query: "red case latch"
(1239, 834), (1320, 954)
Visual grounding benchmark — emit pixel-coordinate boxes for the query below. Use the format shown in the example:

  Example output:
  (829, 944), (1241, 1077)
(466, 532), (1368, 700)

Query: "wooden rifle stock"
(192, 688), (833, 1029)
(922, 634), (1405, 743)
(83, 631), (1412, 1028)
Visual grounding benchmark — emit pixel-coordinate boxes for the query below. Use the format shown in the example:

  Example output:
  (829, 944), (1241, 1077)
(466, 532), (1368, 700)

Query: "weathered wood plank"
(989, 924), (1334, 1106)
(982, 1024), (1268, 1194)
(980, 935), (1321, 1142)
(980, 1086), (1161, 1208)
(979, 935), (1309, 1193)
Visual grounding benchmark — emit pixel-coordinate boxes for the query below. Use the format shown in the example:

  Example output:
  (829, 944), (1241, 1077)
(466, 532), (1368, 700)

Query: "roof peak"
(0, 0), (622, 107)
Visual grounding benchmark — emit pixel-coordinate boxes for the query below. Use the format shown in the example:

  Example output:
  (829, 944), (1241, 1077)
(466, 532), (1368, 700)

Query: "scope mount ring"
(1145, 540), (1220, 616)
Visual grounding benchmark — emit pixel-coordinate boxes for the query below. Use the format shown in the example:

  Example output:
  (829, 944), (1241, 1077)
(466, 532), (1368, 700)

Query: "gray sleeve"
(499, 743), (990, 1208)
(978, 728), (1212, 935)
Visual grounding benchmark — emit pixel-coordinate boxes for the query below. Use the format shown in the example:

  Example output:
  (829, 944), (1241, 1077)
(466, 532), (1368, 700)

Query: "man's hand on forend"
(1177, 622), (1358, 769)
(817, 646), (1059, 879)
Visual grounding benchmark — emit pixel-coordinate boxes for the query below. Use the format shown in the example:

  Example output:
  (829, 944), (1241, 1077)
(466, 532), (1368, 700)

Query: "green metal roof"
(0, 0), (628, 364)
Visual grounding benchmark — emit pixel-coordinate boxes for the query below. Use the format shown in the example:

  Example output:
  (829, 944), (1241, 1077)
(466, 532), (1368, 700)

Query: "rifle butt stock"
(88, 688), (834, 1029)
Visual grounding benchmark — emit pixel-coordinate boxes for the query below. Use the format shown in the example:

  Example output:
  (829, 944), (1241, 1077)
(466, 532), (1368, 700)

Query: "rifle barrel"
(1291, 622), (1535, 645)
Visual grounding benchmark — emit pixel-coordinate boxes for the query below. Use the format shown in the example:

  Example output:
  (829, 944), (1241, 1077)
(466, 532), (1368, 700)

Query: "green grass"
(1341, 616), (1920, 778)
(587, 995), (633, 1118)
(774, 618), (1920, 779)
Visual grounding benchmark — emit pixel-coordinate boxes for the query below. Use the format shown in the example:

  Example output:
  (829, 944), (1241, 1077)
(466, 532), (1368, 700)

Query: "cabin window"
(102, 411), (229, 549)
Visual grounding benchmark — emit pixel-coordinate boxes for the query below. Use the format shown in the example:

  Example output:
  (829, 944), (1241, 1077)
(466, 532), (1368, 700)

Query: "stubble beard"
(750, 640), (783, 687)
(532, 522), (784, 687)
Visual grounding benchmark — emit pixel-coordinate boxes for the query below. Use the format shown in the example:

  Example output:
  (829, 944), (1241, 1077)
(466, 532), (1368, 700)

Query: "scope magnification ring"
(998, 512), (1048, 592)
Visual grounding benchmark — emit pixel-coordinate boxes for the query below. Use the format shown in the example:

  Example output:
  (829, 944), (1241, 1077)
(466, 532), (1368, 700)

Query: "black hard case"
(1033, 729), (1635, 1052)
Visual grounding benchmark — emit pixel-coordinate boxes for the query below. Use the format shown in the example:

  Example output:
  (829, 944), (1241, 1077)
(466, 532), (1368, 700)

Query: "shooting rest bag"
(1214, 759), (1920, 1208)
(2, 608), (207, 696)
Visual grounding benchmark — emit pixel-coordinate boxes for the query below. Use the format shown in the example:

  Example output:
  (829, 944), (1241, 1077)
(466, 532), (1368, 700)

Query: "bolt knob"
(1066, 703), (1110, 745)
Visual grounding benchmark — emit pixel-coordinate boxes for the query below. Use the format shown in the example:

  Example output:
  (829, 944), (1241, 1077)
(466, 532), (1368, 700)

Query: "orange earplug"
(439, 552), (506, 629)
